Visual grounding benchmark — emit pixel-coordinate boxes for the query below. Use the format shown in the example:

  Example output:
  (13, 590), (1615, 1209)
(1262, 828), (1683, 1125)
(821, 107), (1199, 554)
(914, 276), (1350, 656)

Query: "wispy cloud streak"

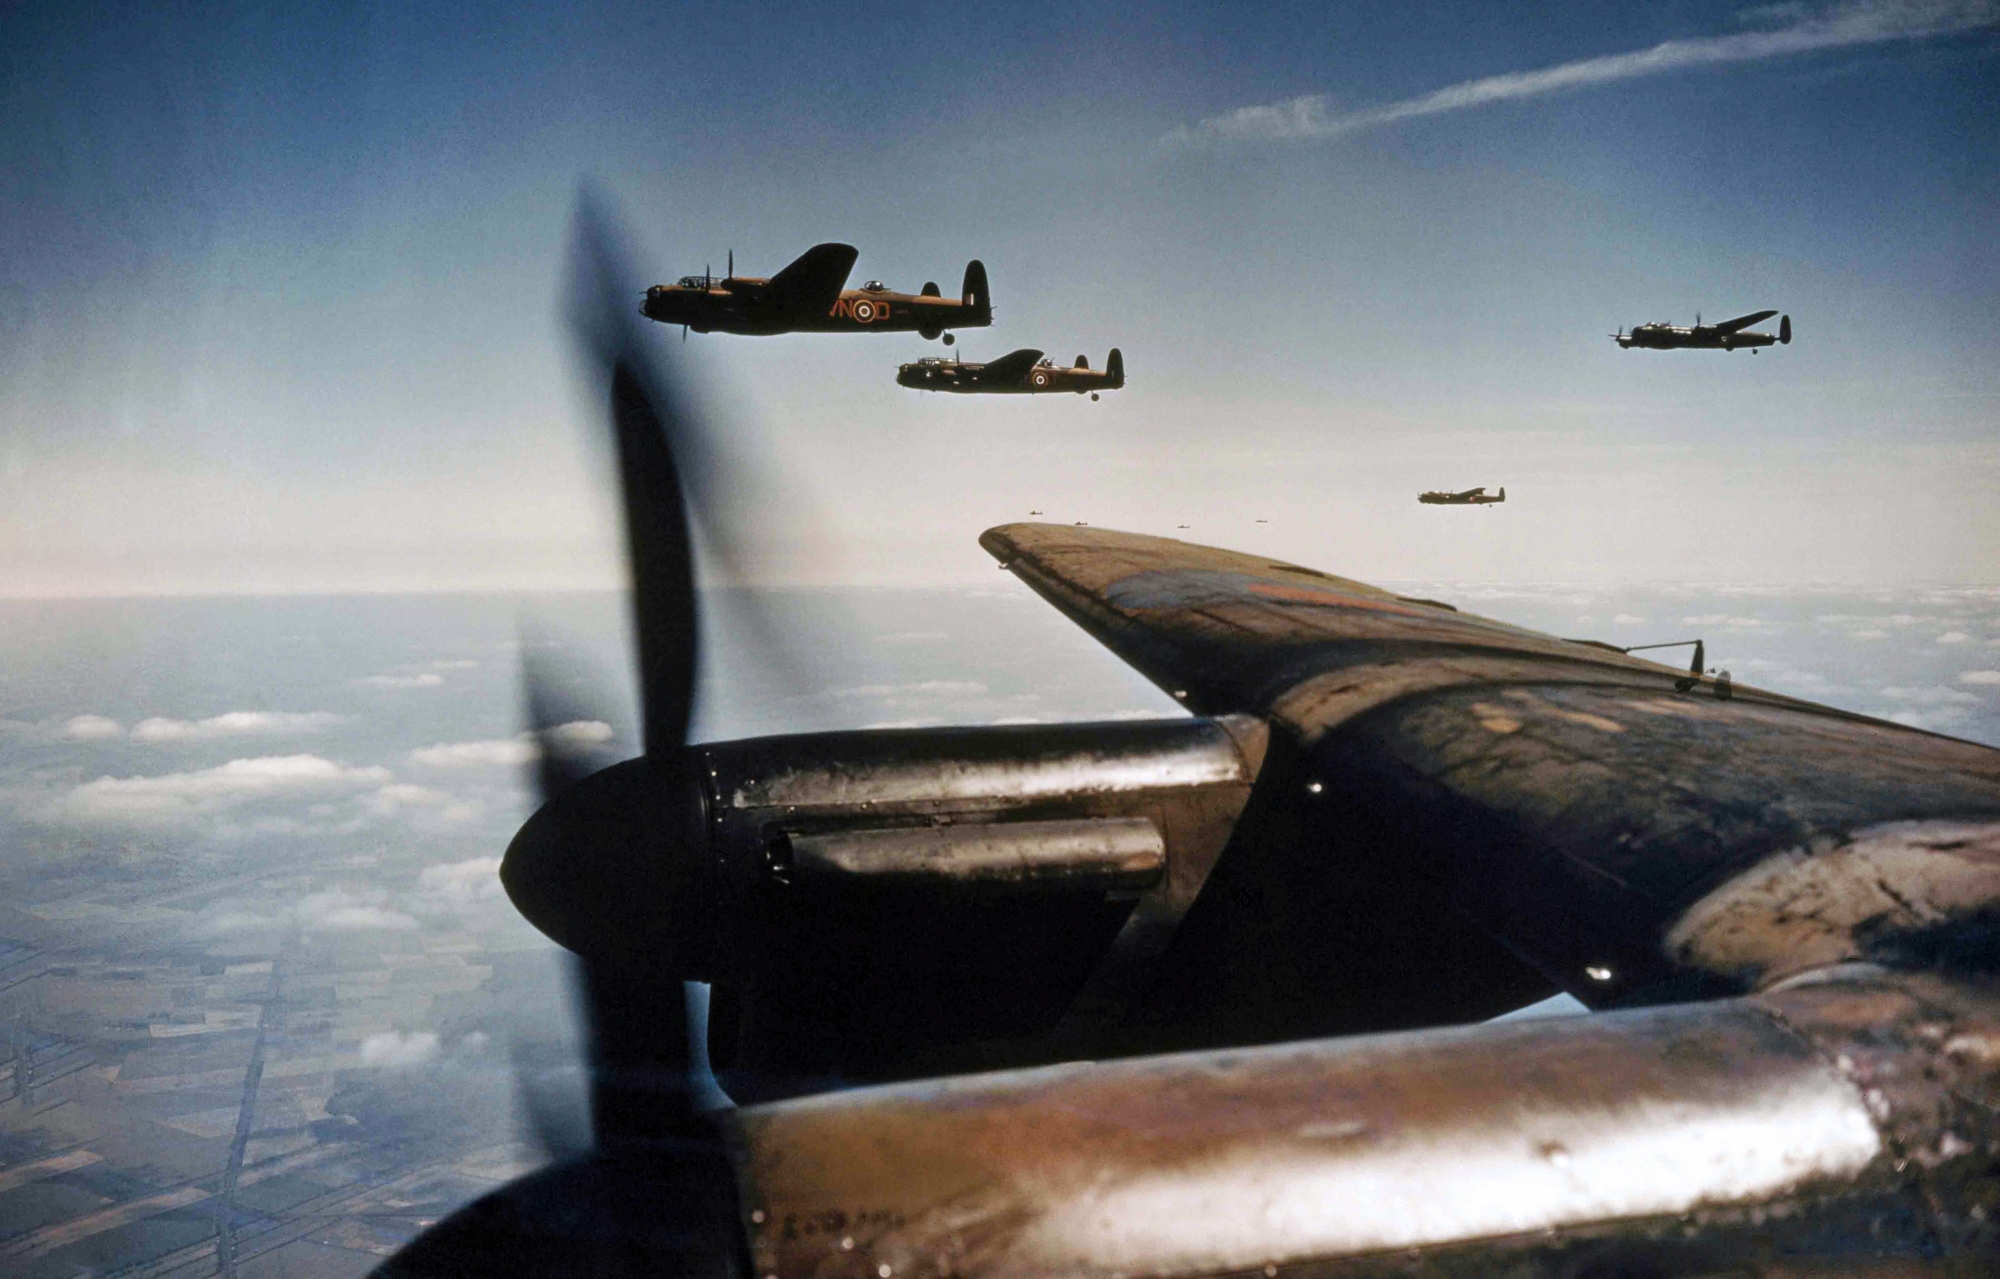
(1164, 0), (1996, 146)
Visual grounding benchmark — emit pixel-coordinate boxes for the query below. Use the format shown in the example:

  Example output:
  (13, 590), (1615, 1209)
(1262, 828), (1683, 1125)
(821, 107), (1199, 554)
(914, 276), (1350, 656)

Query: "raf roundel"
(1031, 369), (1050, 388)
(852, 299), (876, 323)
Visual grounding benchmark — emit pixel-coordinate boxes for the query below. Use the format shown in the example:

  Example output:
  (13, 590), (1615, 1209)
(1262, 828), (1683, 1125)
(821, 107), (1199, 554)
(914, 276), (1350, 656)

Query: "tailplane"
(961, 260), (992, 324)
(1497, 486), (1505, 502)
(1107, 347), (1125, 387)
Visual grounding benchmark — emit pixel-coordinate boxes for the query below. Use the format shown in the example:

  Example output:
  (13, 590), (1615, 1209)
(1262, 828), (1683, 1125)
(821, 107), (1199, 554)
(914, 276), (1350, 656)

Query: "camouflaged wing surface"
(980, 522), (1842, 738)
(982, 524), (2000, 1000)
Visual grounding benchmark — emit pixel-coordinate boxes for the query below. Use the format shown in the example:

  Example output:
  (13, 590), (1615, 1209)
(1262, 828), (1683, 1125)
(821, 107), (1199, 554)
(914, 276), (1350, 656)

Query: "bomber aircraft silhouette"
(641, 243), (990, 341)
(1418, 485), (1504, 505)
(897, 347), (1125, 400)
(381, 195), (2000, 1278)
(1613, 309), (1792, 352)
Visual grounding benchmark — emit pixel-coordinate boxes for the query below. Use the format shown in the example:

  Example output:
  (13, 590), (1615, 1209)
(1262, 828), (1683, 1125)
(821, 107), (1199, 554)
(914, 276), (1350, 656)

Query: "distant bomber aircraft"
(641, 244), (990, 342)
(897, 348), (1125, 400)
(1613, 309), (1791, 352)
(1419, 486), (1505, 505)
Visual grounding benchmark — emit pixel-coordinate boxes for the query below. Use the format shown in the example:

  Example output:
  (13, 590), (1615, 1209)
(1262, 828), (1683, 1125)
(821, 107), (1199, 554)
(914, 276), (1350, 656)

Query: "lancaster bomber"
(896, 347), (1125, 399)
(1613, 309), (1792, 352)
(1419, 485), (1504, 505)
(641, 243), (990, 341)
(382, 197), (2000, 1277)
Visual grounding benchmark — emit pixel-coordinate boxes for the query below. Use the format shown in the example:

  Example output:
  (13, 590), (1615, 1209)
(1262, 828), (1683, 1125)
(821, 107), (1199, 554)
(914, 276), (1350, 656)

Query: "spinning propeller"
(500, 187), (749, 1149)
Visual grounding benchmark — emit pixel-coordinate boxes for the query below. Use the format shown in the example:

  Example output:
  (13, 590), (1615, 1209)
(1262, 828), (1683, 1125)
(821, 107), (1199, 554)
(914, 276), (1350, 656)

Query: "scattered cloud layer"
(407, 721), (612, 768)
(1879, 683), (1982, 730)
(133, 711), (344, 741)
(204, 884), (420, 935)
(417, 856), (506, 908)
(360, 1030), (442, 1067)
(1164, 0), (1998, 146)
(353, 672), (445, 689)
(1960, 670), (2000, 685)
(58, 710), (344, 742)
(61, 714), (125, 740)
(43, 755), (392, 829)
(830, 680), (989, 699)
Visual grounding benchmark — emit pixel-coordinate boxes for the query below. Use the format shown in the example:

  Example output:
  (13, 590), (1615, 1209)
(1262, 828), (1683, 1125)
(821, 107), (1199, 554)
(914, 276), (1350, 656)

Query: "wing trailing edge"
(979, 349), (1045, 383)
(1713, 308), (1778, 334)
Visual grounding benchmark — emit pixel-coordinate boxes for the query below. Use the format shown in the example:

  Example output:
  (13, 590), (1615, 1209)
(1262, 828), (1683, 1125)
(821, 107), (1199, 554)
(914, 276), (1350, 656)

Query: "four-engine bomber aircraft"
(1613, 308), (1792, 352)
(1418, 485), (1504, 505)
(382, 199), (2000, 1278)
(896, 347), (1126, 399)
(640, 243), (991, 341)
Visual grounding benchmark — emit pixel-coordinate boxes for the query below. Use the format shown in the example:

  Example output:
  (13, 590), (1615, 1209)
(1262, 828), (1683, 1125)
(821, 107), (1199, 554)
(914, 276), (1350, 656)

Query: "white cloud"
(1612, 614), (1647, 625)
(62, 714), (125, 740)
(130, 711), (344, 742)
(1890, 707), (1976, 730)
(298, 886), (418, 932)
(549, 719), (615, 747)
(417, 856), (505, 907)
(1960, 671), (2000, 685)
(360, 783), (481, 828)
(42, 755), (392, 828)
(1851, 629), (1889, 640)
(360, 1030), (441, 1068)
(1165, 1), (1999, 145)
(408, 720), (613, 767)
(410, 736), (537, 767)
(1937, 631), (1973, 644)
(200, 885), (420, 936)
(831, 680), (989, 699)
(1879, 685), (1980, 705)
(1681, 614), (1769, 630)
(353, 672), (445, 689)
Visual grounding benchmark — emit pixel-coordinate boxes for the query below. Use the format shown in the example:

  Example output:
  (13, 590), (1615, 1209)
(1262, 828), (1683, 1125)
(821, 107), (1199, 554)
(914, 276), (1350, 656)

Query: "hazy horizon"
(5, 0), (1996, 597)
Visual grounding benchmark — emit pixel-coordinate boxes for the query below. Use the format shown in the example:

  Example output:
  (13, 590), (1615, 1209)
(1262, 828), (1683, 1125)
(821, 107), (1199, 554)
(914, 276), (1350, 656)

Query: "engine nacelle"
(503, 716), (1269, 1084)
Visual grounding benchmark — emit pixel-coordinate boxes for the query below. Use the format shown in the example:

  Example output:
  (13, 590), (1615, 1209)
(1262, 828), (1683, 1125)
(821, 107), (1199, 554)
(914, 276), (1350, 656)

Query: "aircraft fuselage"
(644, 278), (988, 337)
(1616, 327), (1780, 350)
(1419, 487), (1504, 505)
(898, 349), (1126, 396)
(1615, 311), (1791, 352)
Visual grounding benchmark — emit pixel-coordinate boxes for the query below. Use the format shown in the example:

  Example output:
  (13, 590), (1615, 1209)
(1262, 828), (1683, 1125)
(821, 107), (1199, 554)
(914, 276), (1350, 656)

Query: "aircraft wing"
(766, 242), (859, 315)
(1452, 487), (1485, 500)
(978, 348), (1045, 383)
(1712, 308), (1778, 334)
(982, 522), (2000, 997)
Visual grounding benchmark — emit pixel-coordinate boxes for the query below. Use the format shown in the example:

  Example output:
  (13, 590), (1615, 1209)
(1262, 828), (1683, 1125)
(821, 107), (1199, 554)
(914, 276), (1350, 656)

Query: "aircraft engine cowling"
(502, 715), (1269, 1082)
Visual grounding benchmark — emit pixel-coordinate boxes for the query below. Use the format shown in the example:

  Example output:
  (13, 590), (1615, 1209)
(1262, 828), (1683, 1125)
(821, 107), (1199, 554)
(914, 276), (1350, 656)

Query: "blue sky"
(3, 0), (1996, 594)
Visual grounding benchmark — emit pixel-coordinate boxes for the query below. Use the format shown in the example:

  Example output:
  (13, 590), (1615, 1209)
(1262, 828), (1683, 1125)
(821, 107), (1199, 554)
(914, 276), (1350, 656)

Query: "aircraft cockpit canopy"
(860, 280), (889, 292)
(676, 275), (713, 289)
